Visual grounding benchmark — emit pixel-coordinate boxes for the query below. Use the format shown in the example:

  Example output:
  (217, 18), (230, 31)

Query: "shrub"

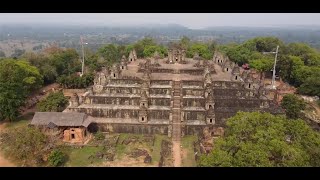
(37, 91), (68, 112)
(94, 131), (105, 141)
(48, 150), (66, 167)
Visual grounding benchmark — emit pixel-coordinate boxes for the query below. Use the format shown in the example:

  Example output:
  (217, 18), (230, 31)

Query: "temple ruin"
(59, 48), (284, 141)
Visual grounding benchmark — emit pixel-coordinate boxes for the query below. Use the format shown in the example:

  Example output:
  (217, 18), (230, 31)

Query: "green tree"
(143, 45), (167, 58)
(298, 76), (320, 97)
(57, 73), (94, 89)
(187, 43), (212, 60)
(198, 112), (320, 167)
(37, 91), (68, 112)
(125, 44), (135, 57)
(281, 94), (306, 119)
(292, 66), (320, 87)
(242, 39), (257, 51)
(285, 42), (320, 66)
(179, 36), (191, 49)
(287, 43), (314, 56)
(23, 52), (58, 84)
(143, 45), (159, 58)
(50, 48), (80, 76)
(0, 59), (43, 121)
(226, 45), (251, 65)
(98, 44), (121, 66)
(84, 48), (102, 73)
(15, 60), (43, 92)
(48, 150), (66, 167)
(133, 37), (157, 58)
(254, 37), (284, 52)
(208, 41), (217, 54)
(278, 55), (304, 85)
(249, 58), (274, 80)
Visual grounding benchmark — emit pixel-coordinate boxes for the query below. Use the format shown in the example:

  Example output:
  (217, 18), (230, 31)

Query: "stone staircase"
(172, 81), (181, 142)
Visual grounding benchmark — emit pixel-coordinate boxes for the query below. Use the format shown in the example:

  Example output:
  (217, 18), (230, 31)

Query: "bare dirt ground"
(181, 148), (188, 166)
(172, 141), (182, 167)
(0, 122), (15, 167)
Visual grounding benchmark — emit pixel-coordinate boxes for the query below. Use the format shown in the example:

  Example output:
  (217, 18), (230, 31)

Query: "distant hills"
(1, 23), (320, 50)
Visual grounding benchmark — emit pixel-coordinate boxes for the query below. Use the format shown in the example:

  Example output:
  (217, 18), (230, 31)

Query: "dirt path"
(0, 123), (15, 167)
(172, 141), (181, 167)
(0, 152), (14, 167)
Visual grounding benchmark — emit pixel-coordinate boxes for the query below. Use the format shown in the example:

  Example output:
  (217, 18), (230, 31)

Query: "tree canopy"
(187, 43), (213, 60)
(281, 94), (306, 119)
(143, 45), (167, 58)
(249, 58), (274, 80)
(198, 112), (320, 167)
(217, 36), (320, 98)
(37, 91), (69, 112)
(98, 44), (122, 66)
(57, 73), (94, 89)
(24, 47), (82, 84)
(0, 59), (43, 121)
(297, 76), (320, 97)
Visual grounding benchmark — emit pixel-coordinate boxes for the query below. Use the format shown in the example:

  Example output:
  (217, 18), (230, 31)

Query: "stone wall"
(212, 81), (243, 88)
(215, 99), (261, 108)
(185, 125), (207, 136)
(149, 110), (171, 120)
(151, 80), (171, 85)
(91, 96), (140, 105)
(182, 80), (203, 86)
(182, 99), (205, 107)
(104, 87), (141, 94)
(109, 79), (140, 85)
(180, 69), (204, 75)
(183, 111), (206, 121)
(71, 108), (139, 119)
(182, 89), (204, 96)
(150, 69), (174, 74)
(92, 123), (168, 135)
(150, 89), (171, 95)
(213, 88), (256, 99)
(149, 98), (171, 106)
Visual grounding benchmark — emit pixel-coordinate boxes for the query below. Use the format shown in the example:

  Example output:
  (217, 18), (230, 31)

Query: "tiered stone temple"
(64, 49), (283, 137)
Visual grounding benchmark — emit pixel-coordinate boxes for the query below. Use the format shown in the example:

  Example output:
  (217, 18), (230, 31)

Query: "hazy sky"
(0, 13), (319, 29)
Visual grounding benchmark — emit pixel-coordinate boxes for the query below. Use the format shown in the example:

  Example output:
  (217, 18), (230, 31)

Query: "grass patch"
(114, 133), (169, 165)
(151, 135), (169, 165)
(115, 133), (146, 160)
(115, 144), (126, 159)
(181, 135), (197, 167)
(62, 146), (104, 167)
